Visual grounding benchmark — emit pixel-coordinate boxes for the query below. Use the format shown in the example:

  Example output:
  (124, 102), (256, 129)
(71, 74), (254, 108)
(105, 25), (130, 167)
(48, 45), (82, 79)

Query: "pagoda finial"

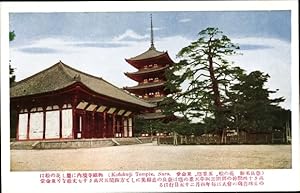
(150, 14), (155, 49)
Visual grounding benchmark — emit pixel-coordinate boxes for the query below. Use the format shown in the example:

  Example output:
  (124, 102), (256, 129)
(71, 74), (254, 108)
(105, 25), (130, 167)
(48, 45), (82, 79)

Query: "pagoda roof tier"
(125, 46), (174, 69)
(10, 61), (155, 109)
(139, 112), (167, 120)
(128, 46), (165, 60)
(124, 81), (166, 91)
(144, 97), (165, 103)
(124, 65), (169, 82)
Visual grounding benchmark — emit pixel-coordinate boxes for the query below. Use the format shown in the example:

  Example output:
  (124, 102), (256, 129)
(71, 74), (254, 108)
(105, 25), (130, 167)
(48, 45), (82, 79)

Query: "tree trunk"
(208, 54), (224, 145)
(208, 55), (222, 108)
(221, 128), (226, 144)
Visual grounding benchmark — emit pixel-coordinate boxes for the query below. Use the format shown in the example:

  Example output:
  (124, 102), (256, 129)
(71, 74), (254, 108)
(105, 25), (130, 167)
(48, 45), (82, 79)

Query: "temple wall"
(17, 105), (73, 140)
(62, 109), (73, 138)
(45, 110), (60, 139)
(29, 112), (43, 139)
(18, 113), (28, 140)
(16, 102), (135, 140)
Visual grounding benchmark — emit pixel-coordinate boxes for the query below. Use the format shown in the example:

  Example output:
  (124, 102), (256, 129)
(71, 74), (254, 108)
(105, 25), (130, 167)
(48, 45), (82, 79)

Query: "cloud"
(71, 42), (129, 48)
(112, 29), (149, 42)
(10, 36), (291, 110)
(178, 18), (191, 23)
(146, 27), (162, 31)
(238, 44), (273, 50)
(19, 47), (59, 54)
(231, 37), (291, 109)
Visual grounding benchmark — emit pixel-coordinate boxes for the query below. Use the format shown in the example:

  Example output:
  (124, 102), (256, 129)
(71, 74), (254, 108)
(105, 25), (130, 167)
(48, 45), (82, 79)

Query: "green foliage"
(227, 70), (286, 132)
(134, 117), (165, 135)
(163, 27), (241, 128)
(9, 31), (16, 41)
(10, 31), (17, 138)
(9, 63), (16, 84)
(161, 27), (288, 137)
(9, 31), (16, 85)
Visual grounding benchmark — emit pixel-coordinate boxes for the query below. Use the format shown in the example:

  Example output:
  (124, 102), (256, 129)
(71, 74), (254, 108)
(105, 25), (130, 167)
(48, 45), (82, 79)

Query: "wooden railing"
(157, 132), (287, 145)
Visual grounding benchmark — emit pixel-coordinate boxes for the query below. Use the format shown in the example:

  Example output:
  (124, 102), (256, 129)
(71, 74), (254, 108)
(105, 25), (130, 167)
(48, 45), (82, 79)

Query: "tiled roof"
(144, 97), (165, 103)
(124, 81), (166, 90)
(139, 112), (166, 120)
(10, 61), (155, 108)
(127, 46), (166, 61)
(125, 65), (169, 76)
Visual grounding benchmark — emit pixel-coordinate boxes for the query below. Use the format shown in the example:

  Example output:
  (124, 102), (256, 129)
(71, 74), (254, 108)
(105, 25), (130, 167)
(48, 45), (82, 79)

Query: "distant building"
(10, 61), (155, 141)
(124, 14), (175, 120)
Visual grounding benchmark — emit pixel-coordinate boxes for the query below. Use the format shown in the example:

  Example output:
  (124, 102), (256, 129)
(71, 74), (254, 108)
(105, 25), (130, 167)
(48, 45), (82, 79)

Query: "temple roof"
(127, 46), (166, 61)
(145, 97), (164, 103)
(124, 81), (166, 90)
(139, 112), (166, 120)
(10, 61), (155, 108)
(125, 65), (169, 76)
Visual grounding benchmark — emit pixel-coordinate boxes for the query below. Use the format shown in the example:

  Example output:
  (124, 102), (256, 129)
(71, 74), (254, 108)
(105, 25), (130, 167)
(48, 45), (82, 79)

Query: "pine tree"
(227, 70), (285, 135)
(163, 27), (242, 143)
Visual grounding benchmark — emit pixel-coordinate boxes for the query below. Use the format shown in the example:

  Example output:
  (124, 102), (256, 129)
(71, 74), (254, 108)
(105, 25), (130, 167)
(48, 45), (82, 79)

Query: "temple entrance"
(75, 114), (83, 139)
(74, 110), (130, 139)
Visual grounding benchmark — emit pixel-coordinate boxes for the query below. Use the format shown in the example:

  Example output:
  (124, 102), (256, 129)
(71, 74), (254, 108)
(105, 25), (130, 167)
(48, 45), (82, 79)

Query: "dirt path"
(11, 144), (291, 171)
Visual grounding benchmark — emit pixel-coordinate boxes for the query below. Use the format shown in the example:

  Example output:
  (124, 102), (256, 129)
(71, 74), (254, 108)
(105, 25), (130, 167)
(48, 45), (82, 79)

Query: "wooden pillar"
(103, 112), (106, 138)
(96, 113), (100, 138)
(59, 107), (62, 139)
(72, 97), (78, 139)
(123, 117), (128, 138)
(121, 117), (124, 137)
(126, 118), (129, 137)
(43, 109), (46, 139)
(82, 112), (86, 138)
(92, 112), (95, 138)
(72, 108), (76, 139)
(26, 112), (30, 140)
(16, 110), (20, 141)
(116, 117), (120, 137)
(85, 111), (89, 138)
(131, 117), (134, 137)
(100, 113), (103, 138)
(128, 117), (132, 137)
(112, 113), (116, 137)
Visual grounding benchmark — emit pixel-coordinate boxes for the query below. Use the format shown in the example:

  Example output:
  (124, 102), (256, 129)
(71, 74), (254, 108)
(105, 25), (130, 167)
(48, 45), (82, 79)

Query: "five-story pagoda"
(124, 15), (174, 120)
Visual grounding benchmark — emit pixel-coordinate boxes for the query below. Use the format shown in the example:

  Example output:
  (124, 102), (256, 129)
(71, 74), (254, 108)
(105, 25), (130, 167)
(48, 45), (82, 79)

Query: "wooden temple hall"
(10, 61), (155, 141)
(10, 15), (174, 141)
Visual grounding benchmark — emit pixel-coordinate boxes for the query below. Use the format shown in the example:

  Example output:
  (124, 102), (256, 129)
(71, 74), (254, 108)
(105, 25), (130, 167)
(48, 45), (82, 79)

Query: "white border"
(1, 1), (299, 192)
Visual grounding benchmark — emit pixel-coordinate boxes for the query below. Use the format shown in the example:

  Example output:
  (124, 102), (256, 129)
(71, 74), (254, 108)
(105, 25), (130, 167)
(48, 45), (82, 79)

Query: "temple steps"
(10, 137), (152, 150)
(10, 141), (38, 150)
(113, 138), (141, 145)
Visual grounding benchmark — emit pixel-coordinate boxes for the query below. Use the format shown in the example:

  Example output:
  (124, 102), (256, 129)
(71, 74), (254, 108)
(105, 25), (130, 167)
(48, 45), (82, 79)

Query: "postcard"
(1, 1), (299, 192)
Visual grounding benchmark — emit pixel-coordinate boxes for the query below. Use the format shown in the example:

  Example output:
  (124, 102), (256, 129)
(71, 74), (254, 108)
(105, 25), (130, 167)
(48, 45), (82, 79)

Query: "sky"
(9, 11), (291, 109)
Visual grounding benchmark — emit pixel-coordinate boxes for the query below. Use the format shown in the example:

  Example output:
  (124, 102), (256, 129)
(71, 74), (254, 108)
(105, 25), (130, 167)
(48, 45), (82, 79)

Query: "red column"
(26, 112), (30, 140)
(103, 112), (106, 138)
(126, 118), (129, 138)
(72, 97), (78, 139)
(99, 113), (103, 138)
(121, 116), (124, 138)
(112, 113), (116, 138)
(16, 110), (20, 141)
(59, 107), (62, 139)
(82, 112), (87, 138)
(92, 112), (95, 138)
(131, 116), (134, 137)
(43, 109), (46, 139)
(72, 109), (77, 139)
